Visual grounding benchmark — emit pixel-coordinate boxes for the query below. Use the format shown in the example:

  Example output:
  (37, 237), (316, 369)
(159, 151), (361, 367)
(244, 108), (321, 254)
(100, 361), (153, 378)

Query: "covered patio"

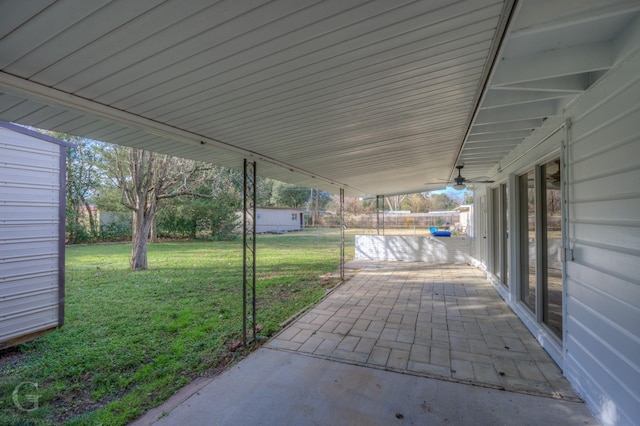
(135, 262), (593, 425)
(2, 0), (639, 423)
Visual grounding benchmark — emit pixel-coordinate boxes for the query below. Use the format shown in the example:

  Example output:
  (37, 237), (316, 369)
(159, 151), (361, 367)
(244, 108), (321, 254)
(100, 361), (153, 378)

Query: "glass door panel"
(520, 170), (536, 312)
(502, 184), (509, 287)
(543, 159), (563, 338)
(491, 187), (501, 282)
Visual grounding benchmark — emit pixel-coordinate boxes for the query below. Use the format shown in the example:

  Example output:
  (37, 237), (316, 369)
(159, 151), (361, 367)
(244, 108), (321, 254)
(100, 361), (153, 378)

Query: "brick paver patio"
(267, 262), (579, 400)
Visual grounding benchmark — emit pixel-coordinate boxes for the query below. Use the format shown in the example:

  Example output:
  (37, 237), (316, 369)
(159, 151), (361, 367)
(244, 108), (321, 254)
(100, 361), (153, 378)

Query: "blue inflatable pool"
(430, 229), (451, 237)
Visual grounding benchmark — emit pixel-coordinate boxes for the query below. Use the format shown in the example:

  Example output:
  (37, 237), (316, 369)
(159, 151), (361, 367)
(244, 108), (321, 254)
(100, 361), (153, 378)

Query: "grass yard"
(0, 230), (354, 425)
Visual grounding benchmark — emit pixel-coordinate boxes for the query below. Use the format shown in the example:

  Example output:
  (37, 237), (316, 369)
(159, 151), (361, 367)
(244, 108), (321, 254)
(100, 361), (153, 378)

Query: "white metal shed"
(255, 207), (304, 234)
(0, 121), (69, 349)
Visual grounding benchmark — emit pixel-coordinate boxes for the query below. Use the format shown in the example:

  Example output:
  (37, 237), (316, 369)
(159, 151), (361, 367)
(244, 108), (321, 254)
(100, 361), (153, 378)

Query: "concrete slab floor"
(140, 348), (598, 426)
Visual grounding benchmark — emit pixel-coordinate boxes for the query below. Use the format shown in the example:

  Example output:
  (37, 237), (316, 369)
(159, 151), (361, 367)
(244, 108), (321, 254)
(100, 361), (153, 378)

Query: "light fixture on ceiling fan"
(451, 164), (495, 190)
(452, 165), (467, 190)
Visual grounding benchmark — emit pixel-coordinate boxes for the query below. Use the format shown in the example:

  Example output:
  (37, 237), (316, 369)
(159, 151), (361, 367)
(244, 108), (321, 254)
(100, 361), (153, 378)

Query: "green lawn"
(0, 230), (354, 425)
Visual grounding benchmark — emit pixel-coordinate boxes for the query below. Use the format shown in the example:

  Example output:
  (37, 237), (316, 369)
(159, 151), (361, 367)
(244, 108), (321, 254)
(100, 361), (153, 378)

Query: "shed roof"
(0, 120), (73, 148)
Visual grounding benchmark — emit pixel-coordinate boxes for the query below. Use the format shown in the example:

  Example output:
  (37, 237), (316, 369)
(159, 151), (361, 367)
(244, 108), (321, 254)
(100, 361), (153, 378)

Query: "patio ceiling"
(1, 0), (638, 197)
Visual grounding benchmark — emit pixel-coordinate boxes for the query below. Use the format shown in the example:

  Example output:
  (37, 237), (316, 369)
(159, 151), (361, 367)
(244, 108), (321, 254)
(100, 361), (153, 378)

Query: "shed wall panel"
(0, 224), (58, 239)
(0, 311), (58, 342)
(2, 273), (59, 297)
(0, 185), (58, 202)
(0, 247), (58, 279)
(0, 204), (59, 221)
(0, 239), (59, 259)
(0, 125), (63, 347)
(2, 291), (59, 317)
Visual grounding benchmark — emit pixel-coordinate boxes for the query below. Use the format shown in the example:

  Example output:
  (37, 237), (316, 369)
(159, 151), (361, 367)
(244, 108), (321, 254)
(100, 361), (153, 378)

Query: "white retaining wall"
(355, 235), (473, 264)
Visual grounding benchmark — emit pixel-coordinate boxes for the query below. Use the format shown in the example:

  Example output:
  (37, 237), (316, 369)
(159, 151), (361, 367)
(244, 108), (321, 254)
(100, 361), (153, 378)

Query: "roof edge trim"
(452, 0), (519, 177)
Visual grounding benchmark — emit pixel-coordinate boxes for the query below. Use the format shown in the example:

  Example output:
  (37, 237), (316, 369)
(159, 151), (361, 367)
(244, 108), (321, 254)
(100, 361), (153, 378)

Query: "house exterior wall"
(561, 45), (640, 426)
(255, 207), (303, 233)
(472, 44), (640, 425)
(0, 123), (68, 348)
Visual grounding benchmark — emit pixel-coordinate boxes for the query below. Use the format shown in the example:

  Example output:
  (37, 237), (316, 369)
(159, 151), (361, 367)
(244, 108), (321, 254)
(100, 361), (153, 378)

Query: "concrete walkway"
(134, 262), (598, 426)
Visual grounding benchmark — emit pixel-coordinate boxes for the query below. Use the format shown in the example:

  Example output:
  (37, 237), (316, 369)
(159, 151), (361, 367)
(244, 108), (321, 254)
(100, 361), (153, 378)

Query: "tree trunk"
(83, 200), (97, 237)
(150, 216), (158, 243)
(131, 205), (154, 270)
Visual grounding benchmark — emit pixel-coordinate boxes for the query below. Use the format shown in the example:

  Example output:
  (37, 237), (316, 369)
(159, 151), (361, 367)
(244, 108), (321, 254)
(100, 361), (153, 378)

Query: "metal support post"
(376, 195), (385, 235)
(242, 159), (257, 346)
(340, 188), (345, 280)
(376, 195), (380, 235)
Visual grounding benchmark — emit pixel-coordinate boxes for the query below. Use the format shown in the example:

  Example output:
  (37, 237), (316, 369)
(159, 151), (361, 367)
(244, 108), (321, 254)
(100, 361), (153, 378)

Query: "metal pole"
(242, 161), (248, 347)
(251, 163), (257, 340)
(242, 159), (257, 346)
(383, 195), (385, 235)
(378, 195), (385, 236)
(376, 195), (381, 235)
(340, 188), (345, 280)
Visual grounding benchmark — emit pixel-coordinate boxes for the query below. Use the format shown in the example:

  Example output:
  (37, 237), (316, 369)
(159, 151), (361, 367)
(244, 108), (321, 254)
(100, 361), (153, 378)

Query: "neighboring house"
(242, 207), (304, 234)
(0, 122), (71, 349)
(77, 204), (98, 230)
(98, 210), (132, 231)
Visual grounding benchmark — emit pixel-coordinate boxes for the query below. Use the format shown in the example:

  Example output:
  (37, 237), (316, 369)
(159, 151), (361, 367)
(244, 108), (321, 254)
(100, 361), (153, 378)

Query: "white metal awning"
(1, 0), (638, 196)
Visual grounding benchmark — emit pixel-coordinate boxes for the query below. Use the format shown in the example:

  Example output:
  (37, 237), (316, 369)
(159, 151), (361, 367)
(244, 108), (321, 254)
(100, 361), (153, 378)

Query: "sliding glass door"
(518, 159), (563, 339)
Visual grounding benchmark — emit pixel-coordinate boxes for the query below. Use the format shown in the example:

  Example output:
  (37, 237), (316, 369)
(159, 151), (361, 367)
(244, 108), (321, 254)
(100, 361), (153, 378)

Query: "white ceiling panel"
(1, 0), (637, 196)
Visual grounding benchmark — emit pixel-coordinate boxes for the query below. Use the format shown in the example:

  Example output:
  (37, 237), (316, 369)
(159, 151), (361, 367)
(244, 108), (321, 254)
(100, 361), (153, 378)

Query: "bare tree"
(407, 193), (429, 213)
(106, 146), (208, 270)
(384, 194), (407, 211)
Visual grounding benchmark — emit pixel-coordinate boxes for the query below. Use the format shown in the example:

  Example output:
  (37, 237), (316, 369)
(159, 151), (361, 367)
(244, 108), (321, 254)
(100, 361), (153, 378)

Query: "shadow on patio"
(267, 261), (578, 400)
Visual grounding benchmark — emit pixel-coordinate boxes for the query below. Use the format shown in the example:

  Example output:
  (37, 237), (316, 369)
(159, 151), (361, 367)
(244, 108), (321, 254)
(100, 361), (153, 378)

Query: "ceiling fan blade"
(465, 179), (494, 183)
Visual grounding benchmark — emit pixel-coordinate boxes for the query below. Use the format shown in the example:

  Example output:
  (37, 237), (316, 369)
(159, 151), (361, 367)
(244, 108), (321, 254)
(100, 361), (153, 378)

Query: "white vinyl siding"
(0, 124), (65, 347)
(562, 48), (640, 426)
(471, 42), (640, 426)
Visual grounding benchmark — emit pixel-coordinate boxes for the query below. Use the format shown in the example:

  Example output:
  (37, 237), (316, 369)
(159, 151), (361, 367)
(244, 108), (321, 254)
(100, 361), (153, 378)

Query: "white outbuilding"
(0, 122), (70, 349)
(253, 207), (304, 234)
